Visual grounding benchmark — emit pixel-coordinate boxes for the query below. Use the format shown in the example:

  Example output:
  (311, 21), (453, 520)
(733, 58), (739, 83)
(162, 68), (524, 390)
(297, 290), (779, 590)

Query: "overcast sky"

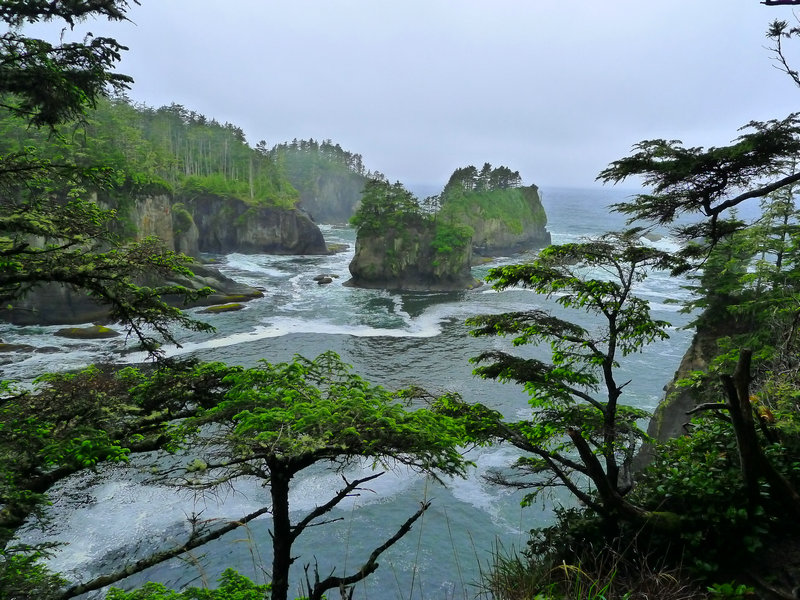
(27, 1), (800, 188)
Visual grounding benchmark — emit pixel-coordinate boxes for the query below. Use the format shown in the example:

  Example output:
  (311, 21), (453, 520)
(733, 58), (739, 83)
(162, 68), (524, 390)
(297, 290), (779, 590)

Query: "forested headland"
(347, 164), (550, 290)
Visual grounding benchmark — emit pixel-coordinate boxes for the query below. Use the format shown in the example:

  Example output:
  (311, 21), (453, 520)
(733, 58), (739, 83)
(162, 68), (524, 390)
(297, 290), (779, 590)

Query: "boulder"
(54, 325), (120, 340)
(199, 303), (245, 314)
(0, 263), (263, 326)
(0, 342), (35, 353)
(348, 220), (479, 291)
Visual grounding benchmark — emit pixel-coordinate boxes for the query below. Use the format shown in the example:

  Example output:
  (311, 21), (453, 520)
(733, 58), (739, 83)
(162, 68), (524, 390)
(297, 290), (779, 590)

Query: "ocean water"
(5, 186), (696, 599)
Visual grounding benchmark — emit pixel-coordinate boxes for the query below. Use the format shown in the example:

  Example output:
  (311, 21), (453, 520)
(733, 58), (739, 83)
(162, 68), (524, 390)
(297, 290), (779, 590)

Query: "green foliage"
(0, 194), (216, 350)
(707, 581), (756, 600)
(0, 96), (301, 210)
(350, 179), (422, 233)
(443, 162), (523, 194)
(270, 138), (376, 221)
(453, 232), (684, 520)
(0, 360), (235, 548)
(439, 185), (543, 235)
(599, 115), (800, 225)
(0, 545), (67, 600)
(106, 568), (270, 599)
(160, 352), (470, 600)
(0, 0), (135, 128)
(186, 352), (469, 477)
(631, 418), (763, 574)
(430, 221), (473, 255)
(679, 183), (800, 333)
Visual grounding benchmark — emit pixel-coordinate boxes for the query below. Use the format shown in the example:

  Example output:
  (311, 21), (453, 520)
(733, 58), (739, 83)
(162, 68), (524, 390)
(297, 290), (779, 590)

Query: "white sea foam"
(221, 253), (290, 278)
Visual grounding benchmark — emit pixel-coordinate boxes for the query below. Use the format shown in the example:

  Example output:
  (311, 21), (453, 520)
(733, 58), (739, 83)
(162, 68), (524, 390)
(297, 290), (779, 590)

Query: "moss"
(171, 202), (195, 235)
(200, 303), (245, 314)
(217, 292), (263, 302)
(0, 343), (35, 353)
(439, 185), (546, 233)
(54, 325), (120, 339)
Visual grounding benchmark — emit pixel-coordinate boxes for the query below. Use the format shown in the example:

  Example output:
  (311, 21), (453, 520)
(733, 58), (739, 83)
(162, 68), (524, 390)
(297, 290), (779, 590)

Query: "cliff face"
(634, 318), (747, 470)
(441, 185), (551, 256)
(182, 194), (328, 255)
(125, 194), (176, 247)
(102, 192), (328, 257)
(348, 220), (478, 291)
(471, 215), (552, 256)
(0, 192), (328, 326)
(0, 263), (263, 326)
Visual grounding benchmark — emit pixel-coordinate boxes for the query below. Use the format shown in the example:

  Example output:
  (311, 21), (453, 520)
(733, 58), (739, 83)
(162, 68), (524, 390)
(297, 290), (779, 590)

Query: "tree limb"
(711, 171), (800, 217)
(308, 500), (431, 600)
(291, 472), (384, 543)
(58, 505), (272, 599)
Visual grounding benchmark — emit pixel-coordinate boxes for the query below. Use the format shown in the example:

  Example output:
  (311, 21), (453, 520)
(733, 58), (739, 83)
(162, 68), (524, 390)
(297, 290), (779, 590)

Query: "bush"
(106, 568), (270, 599)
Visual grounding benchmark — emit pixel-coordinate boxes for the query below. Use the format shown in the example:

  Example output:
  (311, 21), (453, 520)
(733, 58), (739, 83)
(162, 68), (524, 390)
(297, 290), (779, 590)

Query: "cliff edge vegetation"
(347, 179), (478, 290)
(438, 163), (551, 255)
(347, 164), (549, 290)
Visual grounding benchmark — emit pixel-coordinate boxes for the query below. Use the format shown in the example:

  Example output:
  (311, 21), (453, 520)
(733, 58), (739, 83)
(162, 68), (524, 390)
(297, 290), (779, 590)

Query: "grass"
(477, 541), (708, 600)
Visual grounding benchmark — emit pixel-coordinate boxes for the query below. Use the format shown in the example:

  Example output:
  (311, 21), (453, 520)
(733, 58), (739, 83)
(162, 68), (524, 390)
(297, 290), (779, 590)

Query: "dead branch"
(58, 505), (272, 599)
(307, 500), (432, 600)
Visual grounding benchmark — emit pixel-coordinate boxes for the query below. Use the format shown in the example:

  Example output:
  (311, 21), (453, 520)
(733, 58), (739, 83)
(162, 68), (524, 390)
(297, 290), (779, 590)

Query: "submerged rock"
(0, 342), (36, 353)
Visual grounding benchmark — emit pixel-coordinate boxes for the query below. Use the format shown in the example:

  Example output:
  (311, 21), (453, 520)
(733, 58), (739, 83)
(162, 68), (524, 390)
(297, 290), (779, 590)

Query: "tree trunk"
(722, 349), (800, 519)
(269, 465), (294, 600)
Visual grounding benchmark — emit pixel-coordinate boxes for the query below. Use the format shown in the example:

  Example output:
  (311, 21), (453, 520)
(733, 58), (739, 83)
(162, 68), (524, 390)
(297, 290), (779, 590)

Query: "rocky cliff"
(0, 263), (263, 326)
(634, 317), (749, 469)
(1, 192), (328, 326)
(180, 194), (328, 255)
(442, 185), (551, 256)
(347, 218), (479, 291)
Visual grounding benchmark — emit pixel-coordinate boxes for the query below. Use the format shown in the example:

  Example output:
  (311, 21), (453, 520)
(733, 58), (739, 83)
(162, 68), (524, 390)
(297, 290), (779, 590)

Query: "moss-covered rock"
(0, 342), (35, 353)
(348, 217), (479, 291)
(440, 184), (551, 256)
(54, 325), (120, 339)
(199, 303), (245, 314)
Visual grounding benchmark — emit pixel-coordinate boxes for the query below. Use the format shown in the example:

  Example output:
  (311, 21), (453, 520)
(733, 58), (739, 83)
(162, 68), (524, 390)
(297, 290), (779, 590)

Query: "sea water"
(5, 187), (697, 599)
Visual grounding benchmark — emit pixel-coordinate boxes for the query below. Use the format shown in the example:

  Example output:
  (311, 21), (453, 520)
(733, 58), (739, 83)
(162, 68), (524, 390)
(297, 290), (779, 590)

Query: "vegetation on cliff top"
(270, 138), (383, 222)
(437, 163), (545, 236)
(349, 178), (474, 285)
(0, 96), (299, 209)
(348, 164), (547, 286)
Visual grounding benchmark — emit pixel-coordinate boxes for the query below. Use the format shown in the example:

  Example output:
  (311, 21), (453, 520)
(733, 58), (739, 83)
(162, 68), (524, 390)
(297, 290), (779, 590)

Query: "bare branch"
(291, 472), (384, 542)
(308, 500), (432, 600)
(686, 402), (729, 415)
(58, 505), (272, 599)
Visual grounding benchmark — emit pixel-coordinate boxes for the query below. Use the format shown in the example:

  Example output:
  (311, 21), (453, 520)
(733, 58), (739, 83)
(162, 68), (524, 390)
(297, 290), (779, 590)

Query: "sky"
(24, 1), (800, 189)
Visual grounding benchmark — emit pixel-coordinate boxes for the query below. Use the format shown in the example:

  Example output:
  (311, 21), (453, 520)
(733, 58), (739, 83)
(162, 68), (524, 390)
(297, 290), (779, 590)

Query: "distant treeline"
(270, 138), (385, 182)
(0, 96), (372, 210)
